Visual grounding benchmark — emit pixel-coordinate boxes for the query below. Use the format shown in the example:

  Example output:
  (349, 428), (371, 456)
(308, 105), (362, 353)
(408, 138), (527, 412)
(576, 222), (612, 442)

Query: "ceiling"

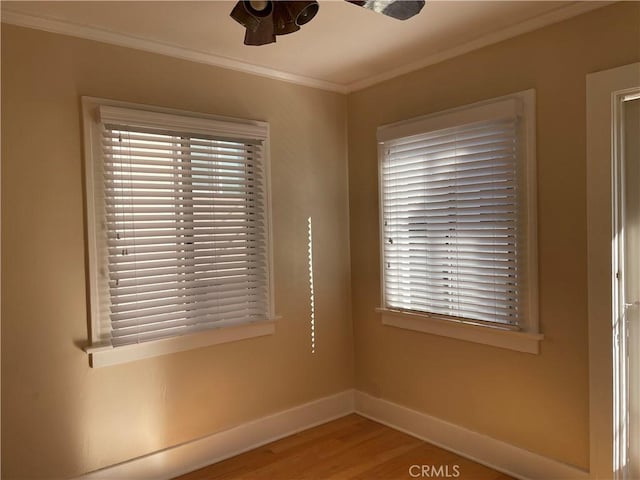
(1, 1), (610, 92)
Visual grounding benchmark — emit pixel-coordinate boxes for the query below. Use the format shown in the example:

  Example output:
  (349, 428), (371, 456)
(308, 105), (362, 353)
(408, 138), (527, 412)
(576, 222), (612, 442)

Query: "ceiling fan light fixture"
(230, 0), (273, 32)
(245, 0), (273, 17)
(287, 1), (319, 26)
(273, 2), (300, 36)
(243, 20), (276, 45)
(230, 0), (320, 46)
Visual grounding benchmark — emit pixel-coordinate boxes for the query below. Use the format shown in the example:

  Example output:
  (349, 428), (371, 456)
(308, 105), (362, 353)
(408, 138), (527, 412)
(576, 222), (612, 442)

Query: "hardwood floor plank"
(174, 414), (514, 480)
(349, 443), (457, 480)
(304, 429), (419, 479)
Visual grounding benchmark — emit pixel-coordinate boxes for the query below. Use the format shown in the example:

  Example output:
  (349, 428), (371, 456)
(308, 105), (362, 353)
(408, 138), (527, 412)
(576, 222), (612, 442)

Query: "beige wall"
(3, 2), (640, 478)
(1, 25), (353, 478)
(347, 2), (640, 471)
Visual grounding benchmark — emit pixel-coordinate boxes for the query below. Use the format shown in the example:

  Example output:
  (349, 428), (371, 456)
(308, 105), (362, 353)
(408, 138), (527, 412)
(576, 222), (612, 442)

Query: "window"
(377, 90), (541, 353)
(83, 98), (275, 367)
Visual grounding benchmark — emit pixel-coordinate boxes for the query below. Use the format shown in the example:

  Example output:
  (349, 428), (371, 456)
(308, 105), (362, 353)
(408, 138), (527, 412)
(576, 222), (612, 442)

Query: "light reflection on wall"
(308, 217), (316, 354)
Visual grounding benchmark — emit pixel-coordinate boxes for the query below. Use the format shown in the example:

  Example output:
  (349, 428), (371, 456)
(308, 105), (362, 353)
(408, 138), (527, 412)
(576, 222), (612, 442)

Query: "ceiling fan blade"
(230, 0), (319, 45)
(345, 0), (425, 20)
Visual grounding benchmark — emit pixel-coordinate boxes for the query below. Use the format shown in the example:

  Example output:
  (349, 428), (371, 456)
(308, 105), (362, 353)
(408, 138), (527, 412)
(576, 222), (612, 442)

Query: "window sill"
(376, 308), (543, 354)
(86, 319), (277, 368)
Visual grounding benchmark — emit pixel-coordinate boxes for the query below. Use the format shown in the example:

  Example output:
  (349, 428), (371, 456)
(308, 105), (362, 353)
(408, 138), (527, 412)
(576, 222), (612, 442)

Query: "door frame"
(587, 62), (640, 480)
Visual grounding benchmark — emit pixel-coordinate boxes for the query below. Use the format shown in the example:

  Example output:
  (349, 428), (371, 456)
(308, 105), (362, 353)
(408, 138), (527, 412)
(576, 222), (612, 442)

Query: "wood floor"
(175, 414), (514, 480)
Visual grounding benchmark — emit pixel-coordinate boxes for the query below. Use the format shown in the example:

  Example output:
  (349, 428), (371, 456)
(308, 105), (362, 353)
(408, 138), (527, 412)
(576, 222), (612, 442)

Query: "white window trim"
(88, 321), (276, 368)
(587, 62), (640, 480)
(376, 89), (541, 354)
(82, 97), (277, 367)
(377, 308), (543, 354)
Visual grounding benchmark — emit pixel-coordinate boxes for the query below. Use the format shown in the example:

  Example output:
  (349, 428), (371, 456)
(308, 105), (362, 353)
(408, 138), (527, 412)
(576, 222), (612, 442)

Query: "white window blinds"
(89, 104), (271, 347)
(379, 102), (529, 329)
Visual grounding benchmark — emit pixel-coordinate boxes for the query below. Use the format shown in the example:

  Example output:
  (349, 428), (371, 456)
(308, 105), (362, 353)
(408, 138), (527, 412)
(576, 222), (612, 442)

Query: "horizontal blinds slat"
(111, 290), (267, 317)
(112, 268), (267, 289)
(108, 240), (263, 256)
(111, 314), (265, 346)
(110, 260), (266, 281)
(381, 116), (522, 326)
(104, 154), (262, 170)
(385, 244), (514, 255)
(107, 220), (264, 232)
(109, 252), (266, 273)
(104, 189), (264, 199)
(383, 188), (516, 205)
(384, 254), (516, 268)
(108, 213), (262, 224)
(110, 246), (261, 263)
(385, 278), (517, 296)
(386, 121), (515, 152)
(386, 301), (516, 325)
(387, 140), (514, 165)
(384, 172), (515, 192)
(104, 163), (263, 176)
(111, 280), (263, 307)
(111, 290), (267, 323)
(103, 130), (262, 147)
(105, 202), (264, 213)
(385, 292), (517, 314)
(103, 135), (261, 151)
(383, 181), (516, 200)
(385, 237), (516, 248)
(384, 157), (515, 183)
(112, 304), (267, 333)
(104, 151), (260, 166)
(109, 233), (264, 247)
(385, 211), (516, 222)
(106, 182), (262, 193)
(384, 201), (516, 215)
(107, 226), (264, 240)
(102, 129), (264, 146)
(383, 263), (514, 277)
(101, 121), (269, 345)
(384, 274), (516, 291)
(105, 173), (262, 187)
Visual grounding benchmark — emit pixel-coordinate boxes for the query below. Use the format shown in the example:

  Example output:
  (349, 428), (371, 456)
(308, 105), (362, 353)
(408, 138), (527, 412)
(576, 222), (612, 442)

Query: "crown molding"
(346, 1), (614, 92)
(0, 9), (349, 94)
(2, 1), (615, 95)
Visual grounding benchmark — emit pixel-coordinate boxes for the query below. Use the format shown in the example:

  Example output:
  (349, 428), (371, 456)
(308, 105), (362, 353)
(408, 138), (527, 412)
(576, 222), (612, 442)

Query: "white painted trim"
(75, 390), (356, 480)
(0, 10), (348, 94)
(354, 391), (589, 480)
(377, 96), (520, 142)
(378, 308), (543, 354)
(87, 320), (277, 368)
(587, 62), (640, 480)
(99, 105), (269, 140)
(82, 96), (278, 367)
(72, 389), (594, 479)
(347, 1), (614, 92)
(1, 2), (613, 94)
(376, 89), (540, 346)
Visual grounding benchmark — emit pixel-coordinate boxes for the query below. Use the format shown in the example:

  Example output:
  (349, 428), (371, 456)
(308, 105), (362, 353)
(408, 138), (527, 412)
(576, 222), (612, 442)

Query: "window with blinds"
(378, 92), (537, 332)
(84, 100), (273, 349)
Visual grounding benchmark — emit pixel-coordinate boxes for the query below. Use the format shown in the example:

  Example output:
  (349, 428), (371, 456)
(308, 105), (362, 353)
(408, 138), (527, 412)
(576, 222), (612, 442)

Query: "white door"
(624, 96), (640, 480)
(587, 62), (640, 480)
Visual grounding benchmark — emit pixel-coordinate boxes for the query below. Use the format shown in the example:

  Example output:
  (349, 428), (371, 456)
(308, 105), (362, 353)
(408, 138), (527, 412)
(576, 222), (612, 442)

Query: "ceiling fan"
(230, 0), (426, 46)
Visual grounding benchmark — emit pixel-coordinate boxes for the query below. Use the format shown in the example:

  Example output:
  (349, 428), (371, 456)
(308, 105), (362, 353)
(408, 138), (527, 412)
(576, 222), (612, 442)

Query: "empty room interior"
(2, 1), (640, 479)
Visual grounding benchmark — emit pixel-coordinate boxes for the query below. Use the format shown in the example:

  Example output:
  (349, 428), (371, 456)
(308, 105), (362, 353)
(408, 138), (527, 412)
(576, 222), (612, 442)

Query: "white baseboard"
(76, 389), (591, 480)
(354, 391), (589, 480)
(77, 390), (355, 480)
